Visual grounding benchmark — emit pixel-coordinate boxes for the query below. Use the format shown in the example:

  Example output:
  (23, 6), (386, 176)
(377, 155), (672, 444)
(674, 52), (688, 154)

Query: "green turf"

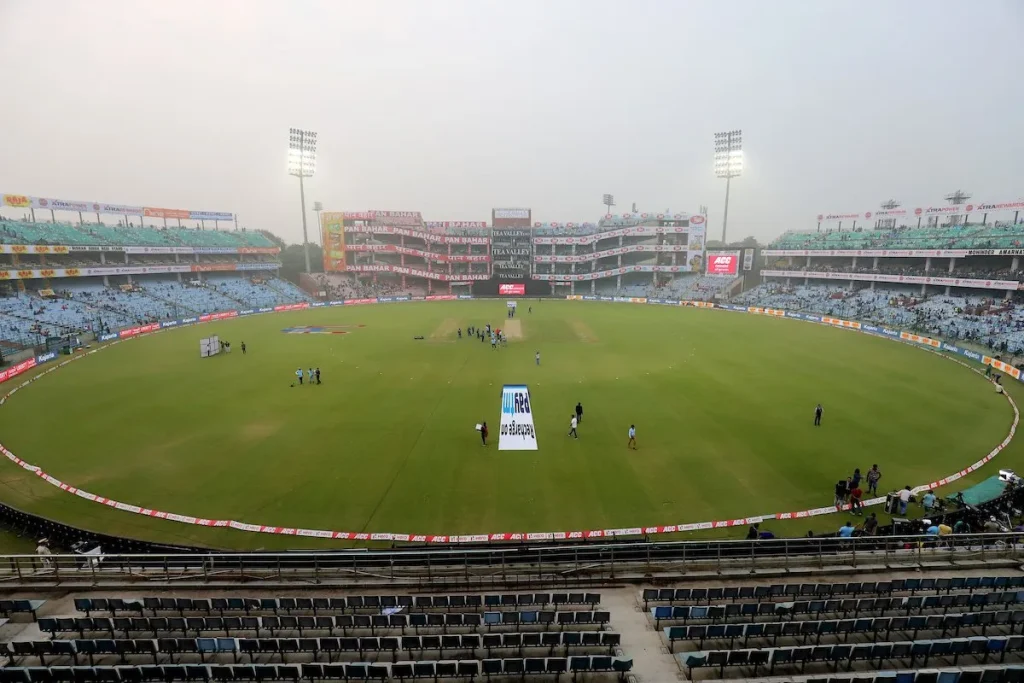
(0, 301), (1013, 549)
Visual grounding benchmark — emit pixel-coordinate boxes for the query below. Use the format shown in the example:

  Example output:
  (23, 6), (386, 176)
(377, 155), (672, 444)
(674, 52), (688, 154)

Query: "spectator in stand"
(838, 520), (856, 538)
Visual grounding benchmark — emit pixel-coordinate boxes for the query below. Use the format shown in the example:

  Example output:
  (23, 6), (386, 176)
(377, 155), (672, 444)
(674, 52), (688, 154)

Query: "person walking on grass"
(628, 424), (637, 449)
(814, 403), (823, 426)
(568, 414), (578, 439)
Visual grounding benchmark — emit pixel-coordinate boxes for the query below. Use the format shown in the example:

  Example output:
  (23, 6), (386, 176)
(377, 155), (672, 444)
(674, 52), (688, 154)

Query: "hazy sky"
(1, 0), (1021, 244)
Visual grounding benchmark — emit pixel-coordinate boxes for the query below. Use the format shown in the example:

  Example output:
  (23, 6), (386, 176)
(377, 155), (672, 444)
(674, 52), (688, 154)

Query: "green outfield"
(0, 300), (1014, 549)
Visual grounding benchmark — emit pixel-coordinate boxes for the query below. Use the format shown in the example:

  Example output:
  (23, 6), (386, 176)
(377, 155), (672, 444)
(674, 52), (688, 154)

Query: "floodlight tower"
(288, 128), (317, 273)
(878, 199), (901, 229)
(603, 194), (615, 216)
(944, 189), (972, 226)
(714, 130), (743, 244)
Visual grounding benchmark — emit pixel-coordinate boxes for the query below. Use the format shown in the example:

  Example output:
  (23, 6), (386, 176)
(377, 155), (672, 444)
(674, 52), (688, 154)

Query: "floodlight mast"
(288, 128), (317, 273)
(602, 193), (615, 216)
(714, 130), (743, 244)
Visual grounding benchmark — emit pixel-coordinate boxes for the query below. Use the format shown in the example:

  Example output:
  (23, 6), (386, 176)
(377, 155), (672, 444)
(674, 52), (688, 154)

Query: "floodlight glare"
(713, 129), (743, 243)
(287, 127), (318, 273)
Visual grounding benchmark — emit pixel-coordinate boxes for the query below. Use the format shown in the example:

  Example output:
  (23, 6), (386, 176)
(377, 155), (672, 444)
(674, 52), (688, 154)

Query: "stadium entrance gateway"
(499, 384), (538, 451)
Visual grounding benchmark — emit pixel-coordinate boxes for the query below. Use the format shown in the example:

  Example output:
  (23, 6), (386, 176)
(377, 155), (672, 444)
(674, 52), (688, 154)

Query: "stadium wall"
(0, 294), (1017, 547)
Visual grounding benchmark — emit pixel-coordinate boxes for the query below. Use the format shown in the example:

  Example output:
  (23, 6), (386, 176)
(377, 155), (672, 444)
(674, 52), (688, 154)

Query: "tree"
(279, 243), (323, 283)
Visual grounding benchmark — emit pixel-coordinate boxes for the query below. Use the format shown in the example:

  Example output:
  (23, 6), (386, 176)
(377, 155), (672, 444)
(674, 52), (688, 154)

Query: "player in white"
(295, 368), (303, 385)
(568, 414), (578, 439)
(307, 368), (314, 385)
(628, 424), (637, 449)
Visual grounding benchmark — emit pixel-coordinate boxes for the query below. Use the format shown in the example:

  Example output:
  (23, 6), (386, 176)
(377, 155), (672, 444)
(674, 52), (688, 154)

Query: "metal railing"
(2, 533), (1020, 589)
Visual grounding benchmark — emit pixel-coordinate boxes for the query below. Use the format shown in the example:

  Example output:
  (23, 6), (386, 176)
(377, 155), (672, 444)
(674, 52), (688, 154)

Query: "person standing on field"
(241, 341), (246, 355)
(814, 403), (823, 426)
(535, 351), (540, 366)
(296, 368), (303, 385)
(480, 422), (488, 446)
(575, 402), (583, 424)
(568, 414), (578, 439)
(866, 464), (882, 496)
(628, 424), (637, 449)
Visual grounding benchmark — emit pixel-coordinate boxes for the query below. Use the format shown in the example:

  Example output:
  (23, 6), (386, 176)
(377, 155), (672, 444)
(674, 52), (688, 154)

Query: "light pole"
(313, 201), (323, 246)
(714, 130), (743, 244)
(603, 194), (615, 216)
(288, 128), (317, 273)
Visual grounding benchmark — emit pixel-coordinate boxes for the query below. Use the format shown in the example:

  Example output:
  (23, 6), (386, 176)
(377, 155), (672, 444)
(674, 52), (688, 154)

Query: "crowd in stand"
(735, 283), (1024, 356)
(313, 273), (426, 300)
(0, 277), (311, 349)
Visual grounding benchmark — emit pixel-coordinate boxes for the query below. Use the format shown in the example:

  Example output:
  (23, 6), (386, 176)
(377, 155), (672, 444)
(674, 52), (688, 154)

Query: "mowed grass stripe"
(0, 300), (1010, 548)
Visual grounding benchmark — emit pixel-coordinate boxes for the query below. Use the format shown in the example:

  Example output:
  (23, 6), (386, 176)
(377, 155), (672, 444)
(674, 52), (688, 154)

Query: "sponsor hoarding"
(2, 194), (31, 208)
(499, 384), (538, 451)
(743, 248), (754, 271)
(189, 211), (234, 221)
(706, 251), (740, 276)
(321, 212), (346, 272)
(424, 221), (487, 229)
(492, 208), (531, 219)
(498, 283), (525, 296)
(143, 207), (191, 220)
(33, 197), (91, 212)
(3, 195), (231, 219)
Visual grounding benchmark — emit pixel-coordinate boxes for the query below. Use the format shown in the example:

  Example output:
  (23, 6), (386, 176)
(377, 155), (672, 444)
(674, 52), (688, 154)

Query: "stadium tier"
(318, 209), (731, 298)
(0, 220), (276, 249)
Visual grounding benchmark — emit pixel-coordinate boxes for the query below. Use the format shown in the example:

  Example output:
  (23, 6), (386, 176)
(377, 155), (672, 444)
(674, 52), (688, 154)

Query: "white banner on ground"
(499, 384), (538, 451)
(200, 335), (220, 358)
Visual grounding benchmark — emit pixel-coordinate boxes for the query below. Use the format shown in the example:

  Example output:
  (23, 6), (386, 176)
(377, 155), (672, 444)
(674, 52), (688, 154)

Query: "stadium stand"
(0, 591), (634, 683)
(0, 276), (310, 350)
(0, 220), (276, 249)
(770, 222), (1024, 251)
(733, 284), (1024, 354)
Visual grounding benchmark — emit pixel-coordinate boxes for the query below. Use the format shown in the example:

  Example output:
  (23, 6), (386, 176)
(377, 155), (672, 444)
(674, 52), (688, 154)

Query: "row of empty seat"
(42, 612), (609, 638)
(642, 577), (1024, 609)
(664, 610), (1024, 651)
(7, 632), (621, 665)
(74, 594), (600, 617)
(650, 591), (1024, 627)
(682, 636), (1023, 678)
(0, 655), (633, 681)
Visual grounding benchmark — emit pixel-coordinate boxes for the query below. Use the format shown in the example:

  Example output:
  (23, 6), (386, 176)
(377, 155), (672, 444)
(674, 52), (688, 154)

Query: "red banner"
(272, 303), (309, 312)
(198, 311), (239, 322)
(705, 252), (740, 276)
(119, 323), (161, 339)
(498, 283), (526, 296)
(0, 359), (36, 384)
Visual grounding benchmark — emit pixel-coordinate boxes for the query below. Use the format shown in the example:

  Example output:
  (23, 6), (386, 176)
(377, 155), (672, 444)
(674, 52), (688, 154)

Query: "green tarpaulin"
(945, 475), (1007, 506)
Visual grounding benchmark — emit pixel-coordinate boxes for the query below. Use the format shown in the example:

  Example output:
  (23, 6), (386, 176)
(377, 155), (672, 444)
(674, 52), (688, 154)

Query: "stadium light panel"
(287, 128), (317, 178)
